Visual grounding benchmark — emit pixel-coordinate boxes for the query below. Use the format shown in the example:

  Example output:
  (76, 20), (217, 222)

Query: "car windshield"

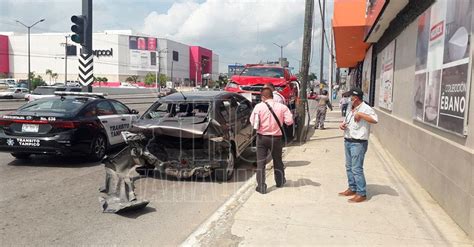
(240, 67), (285, 78)
(18, 98), (87, 115)
(33, 87), (65, 95)
(145, 102), (210, 119)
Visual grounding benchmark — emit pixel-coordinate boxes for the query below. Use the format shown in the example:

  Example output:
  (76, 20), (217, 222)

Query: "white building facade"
(5, 31), (219, 85)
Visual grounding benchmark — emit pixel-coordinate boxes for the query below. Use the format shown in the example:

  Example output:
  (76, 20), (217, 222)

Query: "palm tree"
(45, 69), (53, 85)
(52, 73), (58, 83)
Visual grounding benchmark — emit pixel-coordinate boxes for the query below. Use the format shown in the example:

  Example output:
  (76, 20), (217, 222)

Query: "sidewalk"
(183, 110), (473, 246)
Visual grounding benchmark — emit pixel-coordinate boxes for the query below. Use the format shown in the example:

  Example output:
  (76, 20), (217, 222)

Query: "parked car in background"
(121, 91), (255, 181)
(25, 86), (82, 101)
(0, 78), (18, 88)
(0, 92), (140, 161)
(0, 88), (29, 99)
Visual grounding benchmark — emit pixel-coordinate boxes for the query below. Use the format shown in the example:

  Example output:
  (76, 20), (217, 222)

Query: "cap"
(347, 87), (363, 98)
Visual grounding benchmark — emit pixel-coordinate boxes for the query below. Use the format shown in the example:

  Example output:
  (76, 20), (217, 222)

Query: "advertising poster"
(129, 36), (157, 71)
(413, 0), (472, 135)
(413, 73), (426, 121)
(379, 40), (395, 110)
(438, 63), (468, 132)
(362, 46), (372, 102)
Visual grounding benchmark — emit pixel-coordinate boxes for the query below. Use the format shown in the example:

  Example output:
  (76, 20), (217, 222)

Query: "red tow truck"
(224, 64), (300, 139)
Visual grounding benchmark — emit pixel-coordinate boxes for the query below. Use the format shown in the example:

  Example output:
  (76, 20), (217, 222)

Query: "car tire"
(11, 153), (31, 159)
(90, 134), (107, 161)
(215, 150), (235, 182)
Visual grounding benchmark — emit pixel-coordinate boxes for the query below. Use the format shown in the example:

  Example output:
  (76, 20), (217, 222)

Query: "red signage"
(430, 21), (444, 41)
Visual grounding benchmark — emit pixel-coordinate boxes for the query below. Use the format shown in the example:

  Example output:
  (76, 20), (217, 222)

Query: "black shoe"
(256, 184), (267, 194)
(276, 178), (286, 188)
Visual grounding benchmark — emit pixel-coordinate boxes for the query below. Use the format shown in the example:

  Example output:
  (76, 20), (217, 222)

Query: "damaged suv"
(125, 91), (255, 181)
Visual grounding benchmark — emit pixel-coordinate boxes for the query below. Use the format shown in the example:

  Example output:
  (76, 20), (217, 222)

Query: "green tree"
(158, 73), (167, 87)
(29, 72), (46, 89)
(144, 72), (156, 86)
(126, 75), (140, 83)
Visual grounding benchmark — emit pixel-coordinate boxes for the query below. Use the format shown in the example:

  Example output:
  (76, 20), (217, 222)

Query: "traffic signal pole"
(71, 0), (93, 92)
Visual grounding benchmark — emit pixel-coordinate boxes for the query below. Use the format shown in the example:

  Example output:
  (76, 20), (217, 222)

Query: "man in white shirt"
(263, 83), (286, 104)
(338, 87), (378, 203)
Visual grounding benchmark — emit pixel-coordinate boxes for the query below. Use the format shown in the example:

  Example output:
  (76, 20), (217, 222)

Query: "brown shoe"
(338, 189), (356, 196)
(348, 195), (367, 203)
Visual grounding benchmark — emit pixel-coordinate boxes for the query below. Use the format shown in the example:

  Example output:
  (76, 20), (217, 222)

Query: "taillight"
(51, 121), (79, 129)
(0, 119), (12, 127)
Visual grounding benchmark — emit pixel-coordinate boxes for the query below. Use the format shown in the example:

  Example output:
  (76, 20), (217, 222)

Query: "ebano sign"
(93, 48), (113, 57)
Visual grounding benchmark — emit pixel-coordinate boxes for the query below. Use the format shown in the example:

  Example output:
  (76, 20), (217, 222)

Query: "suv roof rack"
(54, 92), (107, 98)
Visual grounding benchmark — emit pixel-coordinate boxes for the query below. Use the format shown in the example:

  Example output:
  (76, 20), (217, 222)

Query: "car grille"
(240, 85), (264, 92)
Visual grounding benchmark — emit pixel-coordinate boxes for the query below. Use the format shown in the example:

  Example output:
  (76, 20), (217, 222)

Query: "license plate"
(22, 124), (39, 133)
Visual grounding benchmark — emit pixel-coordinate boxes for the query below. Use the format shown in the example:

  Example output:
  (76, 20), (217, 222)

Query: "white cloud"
(0, 0), (333, 75)
(141, 0), (312, 73)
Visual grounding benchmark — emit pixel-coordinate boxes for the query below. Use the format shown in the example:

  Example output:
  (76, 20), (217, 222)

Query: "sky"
(0, 0), (333, 76)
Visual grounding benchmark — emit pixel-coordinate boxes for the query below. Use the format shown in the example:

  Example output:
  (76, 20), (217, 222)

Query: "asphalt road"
(0, 103), (257, 245)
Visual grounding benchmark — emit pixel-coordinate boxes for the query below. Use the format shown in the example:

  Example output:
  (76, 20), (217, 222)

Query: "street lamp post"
(273, 42), (289, 60)
(15, 18), (45, 92)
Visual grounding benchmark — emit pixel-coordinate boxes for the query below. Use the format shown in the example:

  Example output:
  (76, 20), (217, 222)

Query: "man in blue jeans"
(338, 88), (378, 203)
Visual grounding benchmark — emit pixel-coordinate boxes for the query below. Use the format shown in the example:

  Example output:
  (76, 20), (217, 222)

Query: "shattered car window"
(145, 102), (210, 119)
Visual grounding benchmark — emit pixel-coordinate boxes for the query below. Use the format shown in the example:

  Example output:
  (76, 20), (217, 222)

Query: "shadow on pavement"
(307, 135), (344, 142)
(267, 178), (321, 192)
(284, 161), (311, 167)
(367, 184), (399, 200)
(116, 206), (157, 219)
(7, 155), (100, 168)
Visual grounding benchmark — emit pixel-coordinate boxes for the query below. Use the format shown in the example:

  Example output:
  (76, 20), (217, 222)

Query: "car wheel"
(11, 153), (31, 159)
(215, 150), (235, 182)
(90, 134), (107, 161)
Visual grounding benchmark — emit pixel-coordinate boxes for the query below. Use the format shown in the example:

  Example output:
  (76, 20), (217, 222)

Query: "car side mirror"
(290, 76), (298, 81)
(131, 109), (139, 114)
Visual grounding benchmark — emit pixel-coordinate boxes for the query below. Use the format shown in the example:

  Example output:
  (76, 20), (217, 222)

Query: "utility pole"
(319, 0), (326, 93)
(328, 20), (333, 102)
(156, 48), (167, 92)
(296, 0), (314, 143)
(171, 60), (174, 88)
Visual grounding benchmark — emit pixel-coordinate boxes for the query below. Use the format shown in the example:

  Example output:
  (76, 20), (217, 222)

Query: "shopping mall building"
(333, 0), (474, 237)
(0, 30), (219, 85)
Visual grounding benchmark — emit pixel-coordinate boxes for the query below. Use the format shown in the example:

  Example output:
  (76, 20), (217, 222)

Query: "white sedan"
(0, 88), (29, 99)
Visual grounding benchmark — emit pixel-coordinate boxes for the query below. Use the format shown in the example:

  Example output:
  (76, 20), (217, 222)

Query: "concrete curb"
(181, 144), (296, 246)
(180, 171), (258, 246)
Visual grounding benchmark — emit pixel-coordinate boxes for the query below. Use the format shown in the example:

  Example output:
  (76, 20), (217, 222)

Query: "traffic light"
(70, 15), (85, 45)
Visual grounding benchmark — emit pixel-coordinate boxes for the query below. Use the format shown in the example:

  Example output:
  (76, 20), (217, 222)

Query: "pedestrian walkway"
(183, 109), (473, 246)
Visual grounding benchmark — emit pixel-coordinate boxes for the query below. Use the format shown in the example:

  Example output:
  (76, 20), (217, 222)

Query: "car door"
(234, 95), (253, 150)
(95, 100), (123, 145)
(109, 99), (138, 133)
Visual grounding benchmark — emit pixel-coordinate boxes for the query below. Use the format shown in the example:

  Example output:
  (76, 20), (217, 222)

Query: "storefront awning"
(333, 0), (369, 68)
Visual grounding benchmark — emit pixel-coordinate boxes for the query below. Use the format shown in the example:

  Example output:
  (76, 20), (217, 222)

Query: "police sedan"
(0, 92), (139, 161)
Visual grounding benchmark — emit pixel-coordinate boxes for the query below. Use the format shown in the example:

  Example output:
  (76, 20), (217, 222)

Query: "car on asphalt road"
(0, 92), (139, 161)
(123, 91), (255, 181)
(0, 88), (29, 99)
(25, 86), (82, 101)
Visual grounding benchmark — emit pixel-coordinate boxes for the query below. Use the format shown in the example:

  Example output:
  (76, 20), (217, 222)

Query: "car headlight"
(226, 82), (239, 89)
